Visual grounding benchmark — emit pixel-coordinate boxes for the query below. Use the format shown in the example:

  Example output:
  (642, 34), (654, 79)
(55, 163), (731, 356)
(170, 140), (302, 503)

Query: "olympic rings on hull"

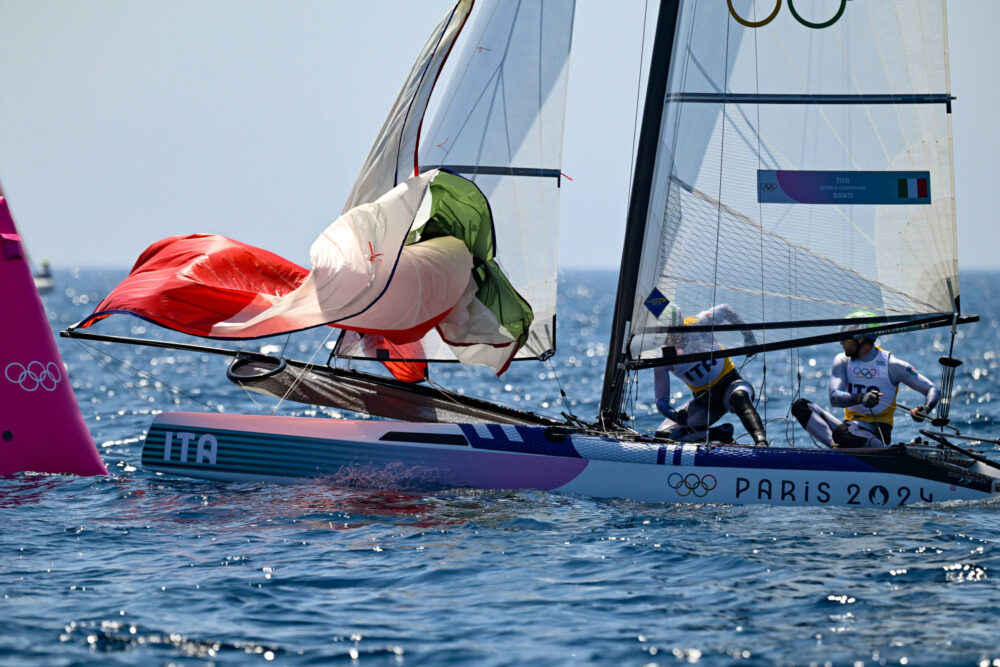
(727, 0), (850, 30)
(668, 472), (718, 498)
(5, 361), (62, 392)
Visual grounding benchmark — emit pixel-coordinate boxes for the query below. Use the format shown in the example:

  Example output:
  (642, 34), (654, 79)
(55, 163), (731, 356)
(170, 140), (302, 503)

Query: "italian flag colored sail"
(78, 170), (532, 380)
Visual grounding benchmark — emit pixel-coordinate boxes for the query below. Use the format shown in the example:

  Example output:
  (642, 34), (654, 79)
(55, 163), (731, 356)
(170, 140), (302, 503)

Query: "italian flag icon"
(897, 177), (929, 199)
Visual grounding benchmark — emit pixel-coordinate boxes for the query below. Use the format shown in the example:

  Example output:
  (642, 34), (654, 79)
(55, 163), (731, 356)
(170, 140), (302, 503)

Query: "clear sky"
(0, 1), (996, 270)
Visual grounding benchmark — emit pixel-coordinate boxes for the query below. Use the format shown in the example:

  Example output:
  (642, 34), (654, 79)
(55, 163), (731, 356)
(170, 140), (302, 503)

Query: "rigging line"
(77, 342), (153, 406)
(237, 378), (265, 413)
(544, 356), (577, 422)
(74, 339), (216, 410)
(753, 1), (767, 426)
(704, 1), (736, 449)
(630, 368), (640, 428)
(269, 328), (335, 416)
(789, 244), (800, 446)
(626, 0), (651, 198)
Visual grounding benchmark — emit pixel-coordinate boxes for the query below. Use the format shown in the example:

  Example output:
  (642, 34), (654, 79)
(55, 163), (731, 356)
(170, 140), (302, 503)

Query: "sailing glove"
(911, 405), (931, 422)
(656, 397), (675, 419)
(860, 389), (881, 409)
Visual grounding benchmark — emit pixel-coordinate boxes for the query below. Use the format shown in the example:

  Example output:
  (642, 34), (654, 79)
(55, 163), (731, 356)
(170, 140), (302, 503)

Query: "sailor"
(654, 304), (768, 447)
(791, 311), (939, 448)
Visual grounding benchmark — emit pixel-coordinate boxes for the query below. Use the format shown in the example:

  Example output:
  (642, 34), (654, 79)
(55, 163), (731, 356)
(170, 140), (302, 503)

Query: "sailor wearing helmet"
(654, 303), (768, 447)
(791, 311), (939, 448)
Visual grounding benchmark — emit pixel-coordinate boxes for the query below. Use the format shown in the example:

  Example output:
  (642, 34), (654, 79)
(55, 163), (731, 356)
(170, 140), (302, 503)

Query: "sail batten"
(421, 165), (562, 180)
(638, 311), (953, 335)
(665, 92), (953, 106)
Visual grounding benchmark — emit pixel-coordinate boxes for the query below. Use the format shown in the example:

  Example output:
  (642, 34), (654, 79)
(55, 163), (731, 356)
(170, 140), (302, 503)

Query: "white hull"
(140, 412), (1000, 507)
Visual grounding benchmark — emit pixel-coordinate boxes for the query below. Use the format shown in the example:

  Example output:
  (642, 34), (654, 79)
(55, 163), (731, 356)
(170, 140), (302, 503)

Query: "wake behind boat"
(63, 0), (999, 505)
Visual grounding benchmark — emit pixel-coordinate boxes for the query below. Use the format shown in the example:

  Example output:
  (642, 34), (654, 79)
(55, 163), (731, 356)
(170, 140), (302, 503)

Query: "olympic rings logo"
(761, 183), (778, 192)
(5, 361), (62, 392)
(853, 367), (878, 379)
(668, 472), (718, 498)
(727, 0), (851, 30)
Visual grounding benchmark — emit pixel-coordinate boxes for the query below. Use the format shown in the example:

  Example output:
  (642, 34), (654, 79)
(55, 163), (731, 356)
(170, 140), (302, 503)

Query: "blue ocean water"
(4, 268), (1000, 665)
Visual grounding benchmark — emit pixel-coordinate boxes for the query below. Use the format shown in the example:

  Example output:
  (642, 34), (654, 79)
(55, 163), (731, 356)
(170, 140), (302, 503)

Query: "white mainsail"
(628, 0), (958, 361)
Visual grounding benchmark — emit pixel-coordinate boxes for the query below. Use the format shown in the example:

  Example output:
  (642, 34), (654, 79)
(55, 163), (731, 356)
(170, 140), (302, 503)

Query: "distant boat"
(32, 259), (53, 294)
(0, 183), (54, 294)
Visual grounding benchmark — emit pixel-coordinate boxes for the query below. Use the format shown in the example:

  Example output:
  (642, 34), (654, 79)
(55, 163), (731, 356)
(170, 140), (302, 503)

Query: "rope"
(74, 340), (216, 410)
(748, 0), (770, 434)
(268, 329), (334, 416)
(702, 5), (735, 448)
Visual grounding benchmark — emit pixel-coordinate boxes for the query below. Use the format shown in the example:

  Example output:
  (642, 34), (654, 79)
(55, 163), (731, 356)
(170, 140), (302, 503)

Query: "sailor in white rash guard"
(792, 312), (939, 448)
(654, 304), (768, 447)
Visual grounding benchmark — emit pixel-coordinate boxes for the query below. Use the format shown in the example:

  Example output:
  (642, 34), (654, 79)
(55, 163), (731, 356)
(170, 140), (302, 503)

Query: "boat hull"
(141, 413), (1000, 506)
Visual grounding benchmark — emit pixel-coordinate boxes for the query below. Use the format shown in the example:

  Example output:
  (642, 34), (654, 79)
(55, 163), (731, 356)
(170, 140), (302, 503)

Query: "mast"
(598, 0), (681, 426)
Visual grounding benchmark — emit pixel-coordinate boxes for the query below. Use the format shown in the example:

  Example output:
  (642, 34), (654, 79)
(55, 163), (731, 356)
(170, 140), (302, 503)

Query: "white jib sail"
(338, 0), (577, 366)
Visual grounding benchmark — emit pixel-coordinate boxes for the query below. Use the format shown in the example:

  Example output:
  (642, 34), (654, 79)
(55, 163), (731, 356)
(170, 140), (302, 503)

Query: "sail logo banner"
(758, 170), (931, 205)
(644, 288), (669, 318)
(727, 0), (851, 30)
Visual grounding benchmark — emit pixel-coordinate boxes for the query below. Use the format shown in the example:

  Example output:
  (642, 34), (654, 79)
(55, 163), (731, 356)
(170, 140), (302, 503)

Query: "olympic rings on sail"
(853, 367), (879, 379)
(727, 0), (850, 30)
(5, 361), (61, 392)
(668, 472), (718, 498)
(727, 0), (781, 28)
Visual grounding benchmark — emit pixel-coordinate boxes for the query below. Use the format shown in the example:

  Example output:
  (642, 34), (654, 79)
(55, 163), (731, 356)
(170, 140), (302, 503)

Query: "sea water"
(3, 269), (1000, 665)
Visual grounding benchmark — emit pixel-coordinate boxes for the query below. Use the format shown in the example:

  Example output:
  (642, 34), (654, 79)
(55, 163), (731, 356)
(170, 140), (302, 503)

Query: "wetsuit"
(792, 346), (939, 448)
(654, 304), (766, 445)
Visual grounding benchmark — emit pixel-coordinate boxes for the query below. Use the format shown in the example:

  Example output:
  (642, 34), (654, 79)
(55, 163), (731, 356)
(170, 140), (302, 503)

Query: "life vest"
(671, 352), (736, 394)
(843, 347), (899, 425)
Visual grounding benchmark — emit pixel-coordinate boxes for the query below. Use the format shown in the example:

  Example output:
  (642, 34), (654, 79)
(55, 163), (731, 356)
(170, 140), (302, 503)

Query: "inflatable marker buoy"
(0, 196), (106, 475)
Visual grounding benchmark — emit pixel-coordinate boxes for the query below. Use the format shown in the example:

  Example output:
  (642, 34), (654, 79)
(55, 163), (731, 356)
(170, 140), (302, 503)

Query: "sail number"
(727, 0), (850, 30)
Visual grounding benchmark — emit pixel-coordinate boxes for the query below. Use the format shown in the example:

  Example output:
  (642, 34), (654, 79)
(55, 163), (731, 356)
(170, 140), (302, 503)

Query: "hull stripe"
(681, 444), (697, 467)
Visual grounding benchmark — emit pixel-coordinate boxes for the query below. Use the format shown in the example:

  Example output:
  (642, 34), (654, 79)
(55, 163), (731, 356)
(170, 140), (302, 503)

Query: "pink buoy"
(0, 196), (106, 475)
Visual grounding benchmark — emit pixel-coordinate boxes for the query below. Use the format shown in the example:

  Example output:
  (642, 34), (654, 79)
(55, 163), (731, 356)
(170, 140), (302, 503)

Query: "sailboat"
(32, 259), (54, 294)
(63, 0), (1000, 505)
